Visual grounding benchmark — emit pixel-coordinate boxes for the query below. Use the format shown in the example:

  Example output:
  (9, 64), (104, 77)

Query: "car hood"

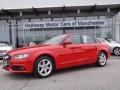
(7, 45), (53, 55)
(108, 43), (120, 47)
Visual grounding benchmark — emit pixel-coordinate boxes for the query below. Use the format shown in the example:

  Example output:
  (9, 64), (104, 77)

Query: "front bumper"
(2, 58), (33, 73)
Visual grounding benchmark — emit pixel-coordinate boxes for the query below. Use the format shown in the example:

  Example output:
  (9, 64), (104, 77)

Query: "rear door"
(81, 35), (98, 63)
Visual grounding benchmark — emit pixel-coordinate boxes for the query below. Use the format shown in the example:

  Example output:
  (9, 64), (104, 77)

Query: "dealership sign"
(23, 20), (106, 29)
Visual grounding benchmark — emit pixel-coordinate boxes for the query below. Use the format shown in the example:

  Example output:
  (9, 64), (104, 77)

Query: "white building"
(0, 4), (120, 47)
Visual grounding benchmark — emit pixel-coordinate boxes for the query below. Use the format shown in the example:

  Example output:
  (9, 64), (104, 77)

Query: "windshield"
(42, 35), (66, 45)
(0, 43), (9, 47)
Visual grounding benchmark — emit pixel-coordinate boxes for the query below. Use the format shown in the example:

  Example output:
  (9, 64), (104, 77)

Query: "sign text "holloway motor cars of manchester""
(23, 20), (106, 29)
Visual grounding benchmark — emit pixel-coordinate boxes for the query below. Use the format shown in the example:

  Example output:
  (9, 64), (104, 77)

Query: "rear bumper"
(108, 52), (111, 59)
(107, 48), (111, 59)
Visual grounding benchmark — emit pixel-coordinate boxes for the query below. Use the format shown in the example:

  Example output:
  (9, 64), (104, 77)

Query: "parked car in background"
(3, 33), (110, 78)
(98, 38), (120, 56)
(0, 41), (13, 60)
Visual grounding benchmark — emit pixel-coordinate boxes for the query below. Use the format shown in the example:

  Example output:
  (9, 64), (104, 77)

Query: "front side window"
(82, 35), (96, 44)
(65, 34), (81, 44)
(42, 35), (66, 45)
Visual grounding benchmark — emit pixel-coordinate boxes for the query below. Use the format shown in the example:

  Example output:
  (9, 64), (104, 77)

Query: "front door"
(58, 34), (84, 68)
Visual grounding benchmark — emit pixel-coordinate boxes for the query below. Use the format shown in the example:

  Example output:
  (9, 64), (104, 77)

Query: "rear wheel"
(96, 52), (107, 67)
(113, 47), (120, 56)
(33, 56), (54, 78)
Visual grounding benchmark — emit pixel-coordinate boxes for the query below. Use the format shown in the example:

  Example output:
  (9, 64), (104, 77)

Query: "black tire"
(96, 52), (107, 67)
(113, 47), (120, 56)
(33, 56), (54, 78)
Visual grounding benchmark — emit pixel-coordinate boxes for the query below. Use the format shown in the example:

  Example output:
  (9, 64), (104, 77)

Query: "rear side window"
(82, 35), (96, 44)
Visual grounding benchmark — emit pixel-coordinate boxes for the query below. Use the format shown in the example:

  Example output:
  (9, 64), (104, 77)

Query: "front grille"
(3, 55), (11, 67)
(0, 50), (7, 54)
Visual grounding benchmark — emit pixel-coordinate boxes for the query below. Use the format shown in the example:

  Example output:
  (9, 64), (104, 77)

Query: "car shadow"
(0, 62), (110, 80)
(3, 73), (35, 80)
(52, 64), (98, 76)
(2, 63), (111, 80)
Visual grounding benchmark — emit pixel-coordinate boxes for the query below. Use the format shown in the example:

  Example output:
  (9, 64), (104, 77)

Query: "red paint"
(3, 33), (111, 73)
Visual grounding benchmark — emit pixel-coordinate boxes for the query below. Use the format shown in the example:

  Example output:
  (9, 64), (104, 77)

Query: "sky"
(0, 0), (120, 9)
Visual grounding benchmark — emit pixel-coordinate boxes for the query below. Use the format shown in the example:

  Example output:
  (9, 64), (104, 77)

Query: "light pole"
(9, 16), (12, 45)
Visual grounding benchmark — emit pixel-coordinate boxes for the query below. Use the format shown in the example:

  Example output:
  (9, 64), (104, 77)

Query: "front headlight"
(14, 54), (29, 59)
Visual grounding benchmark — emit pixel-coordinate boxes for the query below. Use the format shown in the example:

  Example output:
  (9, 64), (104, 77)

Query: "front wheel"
(96, 52), (107, 67)
(113, 47), (120, 56)
(33, 56), (54, 78)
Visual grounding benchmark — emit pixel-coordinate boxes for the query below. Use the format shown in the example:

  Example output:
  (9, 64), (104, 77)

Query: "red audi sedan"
(3, 33), (111, 78)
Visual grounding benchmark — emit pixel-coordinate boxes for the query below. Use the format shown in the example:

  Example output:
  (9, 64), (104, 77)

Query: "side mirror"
(63, 39), (72, 45)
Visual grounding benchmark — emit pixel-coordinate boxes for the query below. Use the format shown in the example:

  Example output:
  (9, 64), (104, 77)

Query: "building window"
(64, 17), (75, 21)
(42, 18), (51, 21)
(53, 18), (63, 21)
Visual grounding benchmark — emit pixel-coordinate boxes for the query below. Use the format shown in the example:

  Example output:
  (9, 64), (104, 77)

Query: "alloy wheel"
(114, 47), (120, 56)
(99, 53), (107, 66)
(34, 56), (54, 78)
(37, 58), (53, 77)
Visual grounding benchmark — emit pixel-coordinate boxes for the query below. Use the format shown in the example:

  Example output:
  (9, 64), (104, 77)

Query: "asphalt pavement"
(0, 56), (120, 90)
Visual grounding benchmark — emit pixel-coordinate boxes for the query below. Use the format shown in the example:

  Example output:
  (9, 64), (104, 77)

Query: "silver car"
(0, 42), (13, 60)
(98, 38), (120, 56)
